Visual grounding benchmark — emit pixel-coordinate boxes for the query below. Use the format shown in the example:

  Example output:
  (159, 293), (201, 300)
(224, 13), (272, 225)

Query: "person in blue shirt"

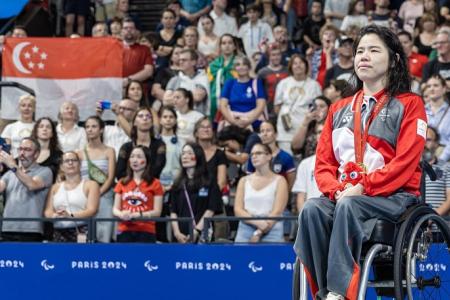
(219, 55), (267, 131)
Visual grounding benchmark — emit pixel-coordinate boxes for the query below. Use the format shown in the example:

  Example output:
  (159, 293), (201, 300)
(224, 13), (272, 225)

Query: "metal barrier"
(1, 215), (448, 243)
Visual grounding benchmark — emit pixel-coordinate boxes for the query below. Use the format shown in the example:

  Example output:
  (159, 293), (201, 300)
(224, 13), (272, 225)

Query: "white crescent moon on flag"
(12, 42), (31, 74)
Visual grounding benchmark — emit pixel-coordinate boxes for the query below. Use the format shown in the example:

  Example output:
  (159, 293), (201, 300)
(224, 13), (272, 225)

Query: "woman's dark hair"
(348, 0), (364, 15)
(219, 33), (238, 55)
(158, 105), (178, 134)
(348, 24), (411, 97)
(130, 107), (155, 142)
(200, 14), (215, 24)
(161, 8), (176, 19)
(125, 79), (149, 107)
(173, 142), (209, 190)
(217, 125), (252, 146)
(85, 115), (105, 130)
(121, 145), (155, 185)
(31, 117), (62, 154)
(288, 54), (309, 76)
(260, 120), (277, 134)
(315, 95), (332, 108)
(175, 88), (194, 110)
(85, 115), (105, 142)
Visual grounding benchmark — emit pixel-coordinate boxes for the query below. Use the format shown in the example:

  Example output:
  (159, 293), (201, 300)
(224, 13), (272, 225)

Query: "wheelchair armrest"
(421, 160), (437, 181)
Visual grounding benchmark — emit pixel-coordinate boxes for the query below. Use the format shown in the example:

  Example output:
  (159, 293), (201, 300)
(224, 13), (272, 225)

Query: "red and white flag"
(2, 37), (123, 120)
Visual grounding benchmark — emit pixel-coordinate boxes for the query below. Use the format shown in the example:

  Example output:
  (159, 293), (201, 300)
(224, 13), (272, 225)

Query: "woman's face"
(422, 20), (436, 32)
(201, 18), (214, 33)
(355, 1), (365, 14)
(37, 119), (53, 141)
(161, 11), (176, 29)
(85, 118), (102, 140)
(235, 59), (250, 77)
(127, 82), (143, 102)
(195, 119), (213, 140)
(291, 57), (307, 77)
(426, 77), (446, 101)
(424, 0), (436, 11)
(250, 144), (271, 168)
(173, 91), (189, 110)
(171, 47), (183, 65)
(19, 99), (35, 120)
(354, 33), (390, 87)
(134, 109), (153, 131)
(181, 145), (197, 168)
(129, 148), (147, 172)
(315, 99), (329, 122)
(62, 152), (81, 175)
(259, 122), (277, 145)
(160, 109), (177, 131)
(220, 36), (236, 56)
(110, 22), (122, 35)
(60, 102), (77, 121)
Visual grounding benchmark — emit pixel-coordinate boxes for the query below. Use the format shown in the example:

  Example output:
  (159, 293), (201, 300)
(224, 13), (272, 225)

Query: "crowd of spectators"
(0, 0), (450, 243)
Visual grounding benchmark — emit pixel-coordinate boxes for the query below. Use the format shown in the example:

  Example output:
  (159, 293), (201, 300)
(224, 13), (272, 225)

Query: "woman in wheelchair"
(294, 24), (429, 300)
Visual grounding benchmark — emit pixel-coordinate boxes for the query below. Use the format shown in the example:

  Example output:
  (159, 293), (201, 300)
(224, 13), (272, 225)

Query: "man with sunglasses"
(0, 137), (53, 242)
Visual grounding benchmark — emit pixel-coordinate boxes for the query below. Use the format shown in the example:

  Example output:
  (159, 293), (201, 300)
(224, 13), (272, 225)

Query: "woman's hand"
(255, 220), (270, 233)
(119, 210), (133, 221)
(54, 209), (70, 218)
(175, 232), (190, 243)
(250, 229), (263, 243)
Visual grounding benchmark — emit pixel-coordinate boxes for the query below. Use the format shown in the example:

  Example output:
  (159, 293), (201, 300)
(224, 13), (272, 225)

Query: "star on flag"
(23, 44), (47, 71)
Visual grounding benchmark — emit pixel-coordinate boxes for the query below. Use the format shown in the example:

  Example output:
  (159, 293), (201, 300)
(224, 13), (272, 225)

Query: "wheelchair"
(292, 162), (450, 300)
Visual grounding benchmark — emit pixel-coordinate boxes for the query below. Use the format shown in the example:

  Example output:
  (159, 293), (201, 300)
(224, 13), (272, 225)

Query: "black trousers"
(117, 231), (156, 243)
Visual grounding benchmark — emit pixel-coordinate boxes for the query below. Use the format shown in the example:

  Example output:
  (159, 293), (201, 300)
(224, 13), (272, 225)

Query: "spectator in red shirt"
(113, 145), (164, 243)
(398, 30), (428, 81)
(121, 18), (154, 88)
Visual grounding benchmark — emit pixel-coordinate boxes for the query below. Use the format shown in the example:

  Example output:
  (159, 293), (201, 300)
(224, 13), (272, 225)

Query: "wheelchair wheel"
(393, 204), (435, 300)
(404, 213), (450, 299)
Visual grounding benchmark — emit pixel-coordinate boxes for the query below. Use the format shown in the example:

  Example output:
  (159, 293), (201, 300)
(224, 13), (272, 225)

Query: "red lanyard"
(353, 90), (389, 164)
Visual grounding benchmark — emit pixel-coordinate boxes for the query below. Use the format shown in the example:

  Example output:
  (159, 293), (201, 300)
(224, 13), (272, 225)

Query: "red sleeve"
(314, 103), (342, 201)
(114, 181), (124, 194)
(144, 46), (153, 66)
(151, 179), (164, 196)
(362, 94), (426, 196)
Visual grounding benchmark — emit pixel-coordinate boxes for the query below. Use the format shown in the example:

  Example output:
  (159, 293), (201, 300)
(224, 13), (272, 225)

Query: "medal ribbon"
(353, 90), (389, 164)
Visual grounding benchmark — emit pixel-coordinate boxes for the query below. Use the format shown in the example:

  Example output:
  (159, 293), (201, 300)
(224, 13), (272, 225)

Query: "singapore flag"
(1, 37), (123, 120)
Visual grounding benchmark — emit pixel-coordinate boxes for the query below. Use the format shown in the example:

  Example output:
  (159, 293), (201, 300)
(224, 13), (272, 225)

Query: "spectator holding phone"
(291, 96), (331, 158)
(274, 54), (321, 155)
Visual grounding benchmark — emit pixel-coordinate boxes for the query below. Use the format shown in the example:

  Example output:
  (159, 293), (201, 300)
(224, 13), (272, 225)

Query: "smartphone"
(100, 100), (112, 110)
(0, 137), (11, 154)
